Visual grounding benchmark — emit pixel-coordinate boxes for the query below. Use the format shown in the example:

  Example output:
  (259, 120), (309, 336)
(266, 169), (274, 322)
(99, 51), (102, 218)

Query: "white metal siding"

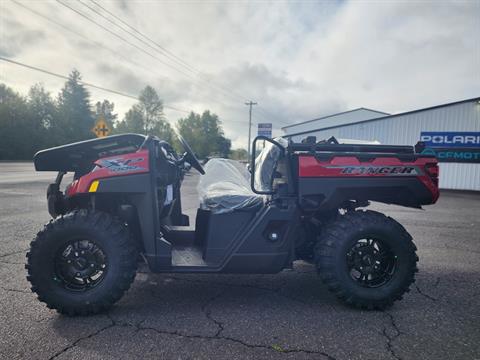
(283, 109), (387, 135)
(288, 101), (480, 190)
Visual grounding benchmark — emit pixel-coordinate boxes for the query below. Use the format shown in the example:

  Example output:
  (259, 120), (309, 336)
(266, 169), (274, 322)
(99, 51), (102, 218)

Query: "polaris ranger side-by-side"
(27, 134), (439, 315)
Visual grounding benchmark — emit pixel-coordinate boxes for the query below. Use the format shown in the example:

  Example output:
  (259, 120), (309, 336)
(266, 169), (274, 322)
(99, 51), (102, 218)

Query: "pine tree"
(57, 70), (94, 142)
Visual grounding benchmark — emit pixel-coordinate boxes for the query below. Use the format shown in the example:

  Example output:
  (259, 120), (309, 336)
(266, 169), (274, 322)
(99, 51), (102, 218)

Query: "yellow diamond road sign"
(92, 117), (111, 138)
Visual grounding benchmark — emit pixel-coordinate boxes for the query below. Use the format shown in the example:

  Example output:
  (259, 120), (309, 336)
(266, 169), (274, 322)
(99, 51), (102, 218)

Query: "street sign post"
(257, 123), (272, 138)
(92, 116), (111, 138)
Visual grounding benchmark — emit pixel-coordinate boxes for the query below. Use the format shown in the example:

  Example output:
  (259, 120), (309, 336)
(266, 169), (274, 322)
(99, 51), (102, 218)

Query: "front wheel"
(315, 210), (418, 309)
(26, 210), (138, 316)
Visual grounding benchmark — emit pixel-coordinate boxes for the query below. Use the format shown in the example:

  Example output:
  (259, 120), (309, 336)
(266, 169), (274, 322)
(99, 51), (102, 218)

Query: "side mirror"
(250, 136), (285, 195)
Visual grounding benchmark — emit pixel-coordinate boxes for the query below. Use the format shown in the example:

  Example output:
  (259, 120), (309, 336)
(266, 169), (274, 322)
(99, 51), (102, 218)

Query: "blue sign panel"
(421, 148), (480, 163)
(420, 132), (480, 148)
(258, 123), (272, 138)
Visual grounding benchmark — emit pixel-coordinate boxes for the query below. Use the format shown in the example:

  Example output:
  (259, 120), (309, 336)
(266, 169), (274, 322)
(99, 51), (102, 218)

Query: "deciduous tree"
(115, 86), (175, 143)
(177, 110), (231, 158)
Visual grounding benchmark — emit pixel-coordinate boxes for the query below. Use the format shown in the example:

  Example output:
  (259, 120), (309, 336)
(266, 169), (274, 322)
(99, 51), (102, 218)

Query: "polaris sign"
(420, 132), (480, 148)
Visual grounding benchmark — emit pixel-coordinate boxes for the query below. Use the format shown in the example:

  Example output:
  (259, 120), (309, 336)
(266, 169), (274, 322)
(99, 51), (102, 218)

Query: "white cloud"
(292, 1), (480, 113)
(0, 0), (478, 148)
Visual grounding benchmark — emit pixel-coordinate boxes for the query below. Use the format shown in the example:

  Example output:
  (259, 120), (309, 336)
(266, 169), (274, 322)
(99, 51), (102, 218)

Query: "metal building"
(282, 97), (480, 191)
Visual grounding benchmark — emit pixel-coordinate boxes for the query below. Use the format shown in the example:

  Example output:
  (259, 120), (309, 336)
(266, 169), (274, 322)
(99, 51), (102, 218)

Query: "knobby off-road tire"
(26, 210), (138, 316)
(315, 210), (418, 309)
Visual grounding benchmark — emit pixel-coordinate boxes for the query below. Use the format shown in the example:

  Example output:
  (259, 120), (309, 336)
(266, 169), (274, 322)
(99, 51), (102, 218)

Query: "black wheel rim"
(346, 238), (396, 288)
(54, 239), (108, 291)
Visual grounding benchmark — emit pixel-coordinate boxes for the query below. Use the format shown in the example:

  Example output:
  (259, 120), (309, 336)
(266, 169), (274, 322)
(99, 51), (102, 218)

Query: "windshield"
(253, 137), (288, 193)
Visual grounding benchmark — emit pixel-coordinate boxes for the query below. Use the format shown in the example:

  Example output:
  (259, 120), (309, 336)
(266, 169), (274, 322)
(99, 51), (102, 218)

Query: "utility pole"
(245, 101), (257, 159)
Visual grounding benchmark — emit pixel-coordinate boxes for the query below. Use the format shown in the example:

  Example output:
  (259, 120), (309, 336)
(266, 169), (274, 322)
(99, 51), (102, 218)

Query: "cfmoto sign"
(421, 148), (480, 163)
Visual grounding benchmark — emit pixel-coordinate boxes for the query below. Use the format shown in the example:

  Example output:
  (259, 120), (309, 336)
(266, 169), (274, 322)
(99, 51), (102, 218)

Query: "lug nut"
(76, 272), (81, 277)
(67, 260), (71, 264)
(90, 264), (95, 268)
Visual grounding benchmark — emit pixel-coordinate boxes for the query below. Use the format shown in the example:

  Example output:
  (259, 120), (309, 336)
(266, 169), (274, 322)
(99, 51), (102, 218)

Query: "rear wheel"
(26, 210), (138, 316)
(315, 210), (418, 309)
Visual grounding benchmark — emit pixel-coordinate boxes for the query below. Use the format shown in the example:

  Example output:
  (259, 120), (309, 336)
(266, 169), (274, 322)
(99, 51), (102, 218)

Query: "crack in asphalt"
(106, 313), (146, 333)
(147, 276), (336, 358)
(135, 276), (337, 357)
(137, 324), (337, 359)
(0, 259), (24, 265)
(11, 258), (422, 360)
(381, 311), (402, 360)
(47, 303), (337, 360)
(34, 255), (424, 360)
(0, 248), (27, 259)
(48, 316), (116, 360)
(201, 290), (225, 337)
(414, 283), (438, 302)
(0, 286), (30, 294)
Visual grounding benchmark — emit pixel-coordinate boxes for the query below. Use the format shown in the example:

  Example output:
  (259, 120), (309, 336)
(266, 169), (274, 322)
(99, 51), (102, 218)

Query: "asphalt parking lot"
(0, 162), (479, 360)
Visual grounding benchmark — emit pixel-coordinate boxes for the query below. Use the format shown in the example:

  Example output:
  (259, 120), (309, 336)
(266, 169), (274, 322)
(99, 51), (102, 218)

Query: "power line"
(0, 57), (261, 124)
(7, 1), (287, 132)
(56, 0), (193, 79)
(60, 0), (290, 128)
(8, 2), (255, 129)
(10, 0), (246, 123)
(57, 0), (241, 112)
(0, 56), (190, 113)
(89, 0), (201, 76)
(87, 0), (248, 104)
(76, 0), (242, 104)
(78, 0), (195, 76)
(81, 0), (249, 106)
(9, 0), (158, 78)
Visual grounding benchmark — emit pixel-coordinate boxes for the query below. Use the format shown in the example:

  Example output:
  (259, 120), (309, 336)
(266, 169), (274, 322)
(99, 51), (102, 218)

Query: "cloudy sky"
(1, 0), (479, 148)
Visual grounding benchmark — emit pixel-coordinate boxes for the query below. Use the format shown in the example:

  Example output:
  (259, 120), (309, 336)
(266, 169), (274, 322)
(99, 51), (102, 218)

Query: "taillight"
(65, 180), (78, 197)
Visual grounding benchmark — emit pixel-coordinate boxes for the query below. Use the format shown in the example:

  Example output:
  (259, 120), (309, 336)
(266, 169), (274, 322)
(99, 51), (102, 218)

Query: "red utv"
(27, 134), (439, 315)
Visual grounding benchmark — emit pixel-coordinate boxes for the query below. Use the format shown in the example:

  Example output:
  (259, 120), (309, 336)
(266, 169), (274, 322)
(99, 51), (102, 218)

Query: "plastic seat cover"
(197, 159), (262, 214)
(197, 138), (287, 214)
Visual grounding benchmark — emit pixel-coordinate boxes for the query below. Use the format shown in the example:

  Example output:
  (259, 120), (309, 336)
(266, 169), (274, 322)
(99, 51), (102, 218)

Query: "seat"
(201, 189), (264, 213)
(197, 139), (286, 214)
(197, 159), (263, 213)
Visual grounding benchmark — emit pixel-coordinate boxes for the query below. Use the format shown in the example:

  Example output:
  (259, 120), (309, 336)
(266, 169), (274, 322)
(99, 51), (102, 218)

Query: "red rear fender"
(66, 150), (150, 196)
(298, 155), (439, 206)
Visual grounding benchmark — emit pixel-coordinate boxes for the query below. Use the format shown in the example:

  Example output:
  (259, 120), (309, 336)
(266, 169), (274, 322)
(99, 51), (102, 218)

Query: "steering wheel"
(178, 135), (205, 175)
